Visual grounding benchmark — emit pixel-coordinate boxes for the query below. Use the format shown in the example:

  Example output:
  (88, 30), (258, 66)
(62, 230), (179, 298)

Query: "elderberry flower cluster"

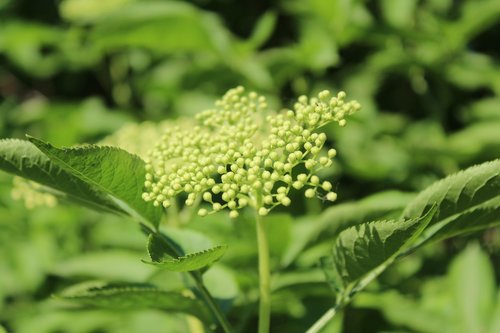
(99, 120), (187, 159)
(142, 86), (360, 218)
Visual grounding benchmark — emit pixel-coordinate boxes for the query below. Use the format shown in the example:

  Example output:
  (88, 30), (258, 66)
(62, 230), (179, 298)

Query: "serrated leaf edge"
(144, 244), (228, 269)
(27, 136), (161, 226)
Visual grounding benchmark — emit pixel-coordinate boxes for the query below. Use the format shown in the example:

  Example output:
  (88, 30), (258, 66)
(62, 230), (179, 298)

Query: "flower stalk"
(255, 207), (271, 333)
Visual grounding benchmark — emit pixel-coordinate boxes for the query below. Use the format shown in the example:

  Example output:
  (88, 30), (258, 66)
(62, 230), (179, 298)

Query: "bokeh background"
(1, 0), (499, 332)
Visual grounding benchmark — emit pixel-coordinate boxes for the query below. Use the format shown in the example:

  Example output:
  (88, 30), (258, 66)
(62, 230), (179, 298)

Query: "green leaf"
(326, 206), (436, 292)
(380, 0), (417, 28)
(271, 269), (326, 292)
(147, 233), (179, 262)
(89, 2), (231, 55)
(282, 191), (414, 268)
(59, 282), (210, 322)
(28, 137), (162, 227)
(354, 244), (499, 333)
(146, 230), (227, 272)
(246, 11), (277, 49)
(147, 245), (227, 272)
(14, 307), (189, 333)
(448, 122), (500, 163)
(449, 243), (496, 333)
(322, 161), (499, 308)
(317, 191), (415, 238)
(354, 291), (448, 333)
(0, 21), (64, 77)
(202, 264), (239, 301)
(52, 250), (155, 282)
(489, 292), (500, 333)
(462, 97), (500, 121)
(297, 19), (339, 70)
(430, 196), (500, 241)
(60, 0), (137, 23)
(403, 159), (500, 247)
(159, 227), (216, 255)
(0, 139), (122, 213)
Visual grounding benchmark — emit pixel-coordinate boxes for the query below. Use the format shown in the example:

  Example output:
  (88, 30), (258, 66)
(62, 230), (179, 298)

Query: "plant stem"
(305, 307), (337, 333)
(194, 274), (235, 333)
(306, 256), (393, 332)
(255, 212), (271, 333)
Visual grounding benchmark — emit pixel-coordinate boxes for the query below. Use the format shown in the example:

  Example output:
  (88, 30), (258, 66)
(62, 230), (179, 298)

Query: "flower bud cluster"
(11, 177), (57, 209)
(143, 86), (360, 218)
(100, 120), (180, 159)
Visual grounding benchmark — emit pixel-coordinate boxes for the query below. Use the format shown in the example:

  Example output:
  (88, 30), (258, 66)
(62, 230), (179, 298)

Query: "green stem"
(305, 306), (337, 333)
(306, 254), (396, 332)
(255, 212), (271, 333)
(194, 274), (235, 333)
(167, 198), (180, 227)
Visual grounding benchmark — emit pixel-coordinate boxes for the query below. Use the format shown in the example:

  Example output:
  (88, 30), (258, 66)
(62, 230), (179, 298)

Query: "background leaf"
(59, 283), (210, 322)
(52, 250), (154, 282)
(449, 243), (496, 333)
(354, 244), (499, 333)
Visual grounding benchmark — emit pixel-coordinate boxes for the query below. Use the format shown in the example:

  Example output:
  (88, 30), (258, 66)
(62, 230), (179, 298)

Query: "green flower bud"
(326, 192), (337, 201)
(281, 196), (291, 206)
(293, 181), (304, 189)
(264, 195), (273, 205)
(203, 192), (212, 202)
(322, 181), (333, 191)
(310, 175), (320, 185)
(239, 197), (248, 207)
(305, 188), (315, 198)
(258, 207), (269, 216)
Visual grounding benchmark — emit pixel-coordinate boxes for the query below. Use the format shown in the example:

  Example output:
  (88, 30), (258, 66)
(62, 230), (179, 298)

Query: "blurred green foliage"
(0, 0), (499, 332)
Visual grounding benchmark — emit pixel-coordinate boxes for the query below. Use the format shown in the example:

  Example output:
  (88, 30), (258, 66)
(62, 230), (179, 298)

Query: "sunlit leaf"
(403, 159), (500, 247)
(326, 206), (435, 291)
(0, 139), (122, 213)
(146, 244), (227, 272)
(29, 137), (162, 227)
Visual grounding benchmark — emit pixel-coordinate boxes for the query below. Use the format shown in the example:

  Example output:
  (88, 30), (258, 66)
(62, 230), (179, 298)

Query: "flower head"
(99, 120), (183, 159)
(143, 86), (360, 217)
